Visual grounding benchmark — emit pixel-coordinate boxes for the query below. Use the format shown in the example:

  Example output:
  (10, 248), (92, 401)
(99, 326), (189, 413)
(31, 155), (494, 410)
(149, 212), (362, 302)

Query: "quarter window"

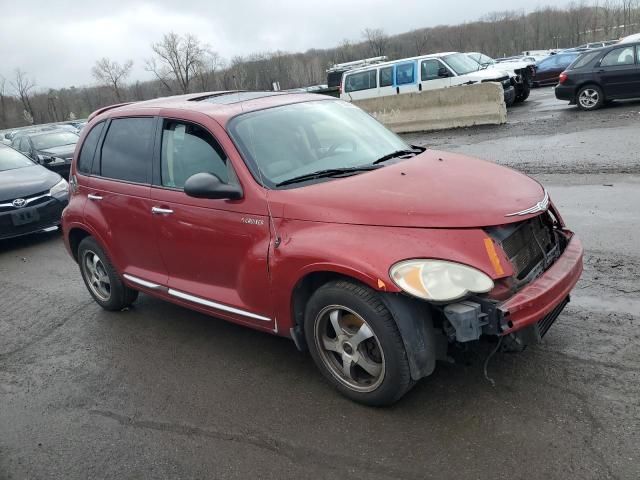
(344, 70), (377, 93)
(160, 120), (231, 189)
(600, 47), (636, 67)
(395, 62), (415, 85)
(77, 122), (105, 174)
(421, 60), (441, 81)
(100, 117), (155, 184)
(379, 67), (393, 87)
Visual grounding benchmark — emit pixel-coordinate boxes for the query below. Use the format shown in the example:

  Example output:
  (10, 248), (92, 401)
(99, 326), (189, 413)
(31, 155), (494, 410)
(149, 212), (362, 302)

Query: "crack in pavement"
(0, 300), (94, 362)
(537, 379), (621, 480)
(89, 409), (430, 480)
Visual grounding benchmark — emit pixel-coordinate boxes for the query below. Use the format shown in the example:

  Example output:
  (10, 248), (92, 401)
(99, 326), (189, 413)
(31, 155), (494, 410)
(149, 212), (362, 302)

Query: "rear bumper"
(554, 85), (575, 101)
(499, 235), (583, 335)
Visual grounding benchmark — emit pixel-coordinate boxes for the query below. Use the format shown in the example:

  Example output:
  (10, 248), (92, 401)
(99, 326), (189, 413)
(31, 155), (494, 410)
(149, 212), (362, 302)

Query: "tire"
(576, 85), (604, 111)
(515, 84), (530, 103)
(78, 236), (138, 311)
(304, 280), (413, 406)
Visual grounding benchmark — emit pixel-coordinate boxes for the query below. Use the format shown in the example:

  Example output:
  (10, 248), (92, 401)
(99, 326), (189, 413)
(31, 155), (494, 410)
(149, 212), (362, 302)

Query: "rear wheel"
(78, 237), (138, 311)
(304, 280), (413, 406)
(577, 85), (604, 111)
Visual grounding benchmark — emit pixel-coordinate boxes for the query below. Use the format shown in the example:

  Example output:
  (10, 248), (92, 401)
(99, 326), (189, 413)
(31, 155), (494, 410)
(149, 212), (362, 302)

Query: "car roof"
(343, 52), (459, 75)
(92, 90), (334, 126)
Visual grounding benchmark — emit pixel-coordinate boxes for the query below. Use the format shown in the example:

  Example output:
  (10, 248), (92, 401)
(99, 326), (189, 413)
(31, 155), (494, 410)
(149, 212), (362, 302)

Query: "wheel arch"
(289, 270), (440, 381)
(576, 81), (606, 101)
(289, 268), (382, 350)
(68, 227), (92, 262)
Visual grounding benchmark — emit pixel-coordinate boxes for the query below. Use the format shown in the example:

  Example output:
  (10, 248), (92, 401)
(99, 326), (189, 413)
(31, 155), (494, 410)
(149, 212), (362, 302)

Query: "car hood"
(274, 150), (546, 228)
(0, 165), (61, 202)
(38, 144), (76, 158)
(466, 69), (510, 81)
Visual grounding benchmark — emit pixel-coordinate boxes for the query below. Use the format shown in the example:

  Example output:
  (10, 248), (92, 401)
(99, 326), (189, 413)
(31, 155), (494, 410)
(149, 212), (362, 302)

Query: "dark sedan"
(532, 52), (580, 87)
(12, 130), (78, 179)
(555, 42), (640, 110)
(0, 144), (69, 240)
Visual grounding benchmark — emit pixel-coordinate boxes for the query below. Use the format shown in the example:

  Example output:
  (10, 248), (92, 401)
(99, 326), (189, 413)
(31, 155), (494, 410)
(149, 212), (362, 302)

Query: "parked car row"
(0, 123), (82, 179)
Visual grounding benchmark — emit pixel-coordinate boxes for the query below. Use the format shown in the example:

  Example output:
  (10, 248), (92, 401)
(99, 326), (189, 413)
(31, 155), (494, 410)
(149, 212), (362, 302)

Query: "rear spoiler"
(87, 102), (134, 122)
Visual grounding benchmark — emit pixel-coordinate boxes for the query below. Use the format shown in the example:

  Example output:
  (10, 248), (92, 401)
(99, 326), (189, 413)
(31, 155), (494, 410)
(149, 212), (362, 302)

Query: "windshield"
(443, 53), (483, 75)
(0, 146), (35, 171)
(228, 100), (410, 189)
(31, 132), (78, 150)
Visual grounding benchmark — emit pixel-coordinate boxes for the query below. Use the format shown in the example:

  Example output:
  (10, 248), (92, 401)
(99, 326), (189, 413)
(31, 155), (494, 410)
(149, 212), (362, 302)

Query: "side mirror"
(184, 172), (243, 200)
(438, 67), (450, 78)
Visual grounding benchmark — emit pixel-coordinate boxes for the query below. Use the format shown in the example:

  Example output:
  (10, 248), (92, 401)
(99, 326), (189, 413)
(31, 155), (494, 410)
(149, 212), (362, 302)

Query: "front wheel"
(577, 85), (604, 111)
(304, 280), (413, 406)
(515, 84), (531, 103)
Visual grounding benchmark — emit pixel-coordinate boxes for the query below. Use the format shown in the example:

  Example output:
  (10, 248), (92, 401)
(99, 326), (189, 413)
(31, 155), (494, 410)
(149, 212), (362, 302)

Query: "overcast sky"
(0, 0), (573, 90)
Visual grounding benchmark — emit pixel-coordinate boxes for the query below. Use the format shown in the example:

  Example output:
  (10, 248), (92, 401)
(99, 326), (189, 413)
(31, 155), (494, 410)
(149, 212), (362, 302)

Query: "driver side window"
(160, 120), (232, 189)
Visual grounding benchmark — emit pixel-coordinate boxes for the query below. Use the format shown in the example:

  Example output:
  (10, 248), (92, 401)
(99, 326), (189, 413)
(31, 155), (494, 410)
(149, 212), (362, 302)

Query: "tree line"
(1, 0), (639, 129)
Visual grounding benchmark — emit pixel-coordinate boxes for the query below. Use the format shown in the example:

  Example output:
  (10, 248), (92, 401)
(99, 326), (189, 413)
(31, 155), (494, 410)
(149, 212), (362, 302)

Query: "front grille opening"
(487, 213), (561, 285)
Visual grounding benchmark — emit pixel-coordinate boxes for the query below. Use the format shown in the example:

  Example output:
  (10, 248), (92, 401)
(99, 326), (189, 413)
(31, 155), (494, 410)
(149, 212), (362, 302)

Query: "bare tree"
(92, 57), (133, 101)
(194, 51), (224, 92)
(146, 32), (209, 94)
(11, 69), (36, 124)
(409, 29), (430, 56)
(362, 28), (389, 57)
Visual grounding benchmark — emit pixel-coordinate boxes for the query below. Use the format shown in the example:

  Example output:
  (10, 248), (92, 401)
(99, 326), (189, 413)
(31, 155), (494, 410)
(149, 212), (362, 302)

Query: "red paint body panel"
(269, 220), (515, 333)
(85, 177), (169, 286)
(272, 150), (546, 228)
(500, 235), (583, 334)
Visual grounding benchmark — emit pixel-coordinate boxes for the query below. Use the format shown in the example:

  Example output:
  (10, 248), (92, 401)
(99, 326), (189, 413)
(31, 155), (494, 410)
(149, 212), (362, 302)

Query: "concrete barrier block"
(352, 83), (507, 133)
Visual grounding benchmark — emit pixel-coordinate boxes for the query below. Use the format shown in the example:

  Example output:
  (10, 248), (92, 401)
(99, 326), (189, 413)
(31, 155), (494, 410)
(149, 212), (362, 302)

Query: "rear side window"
(100, 117), (155, 184)
(160, 120), (231, 189)
(395, 62), (415, 85)
(379, 67), (393, 87)
(570, 51), (602, 70)
(344, 70), (377, 93)
(600, 46), (636, 67)
(77, 122), (104, 174)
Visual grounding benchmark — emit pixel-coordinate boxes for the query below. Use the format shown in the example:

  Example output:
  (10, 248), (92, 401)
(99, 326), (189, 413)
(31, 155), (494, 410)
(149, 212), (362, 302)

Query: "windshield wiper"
(372, 148), (423, 165)
(276, 166), (379, 187)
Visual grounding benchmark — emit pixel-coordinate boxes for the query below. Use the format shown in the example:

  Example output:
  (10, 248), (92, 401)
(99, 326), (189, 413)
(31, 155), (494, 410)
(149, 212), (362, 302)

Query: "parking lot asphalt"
(1, 88), (639, 480)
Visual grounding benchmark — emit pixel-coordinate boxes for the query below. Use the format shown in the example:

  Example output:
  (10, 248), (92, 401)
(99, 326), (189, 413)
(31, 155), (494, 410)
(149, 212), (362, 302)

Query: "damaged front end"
(435, 210), (583, 351)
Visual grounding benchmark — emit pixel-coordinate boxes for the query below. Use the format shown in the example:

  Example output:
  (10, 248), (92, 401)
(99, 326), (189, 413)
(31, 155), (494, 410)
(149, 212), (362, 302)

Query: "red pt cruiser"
(62, 91), (583, 405)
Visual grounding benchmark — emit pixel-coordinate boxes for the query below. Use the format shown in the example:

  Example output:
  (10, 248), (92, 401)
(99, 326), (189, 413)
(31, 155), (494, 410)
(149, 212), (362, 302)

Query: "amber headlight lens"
(389, 260), (494, 302)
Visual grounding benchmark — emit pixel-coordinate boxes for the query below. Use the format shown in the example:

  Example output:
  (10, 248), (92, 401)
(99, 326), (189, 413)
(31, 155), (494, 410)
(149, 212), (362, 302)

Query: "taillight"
(559, 72), (568, 84)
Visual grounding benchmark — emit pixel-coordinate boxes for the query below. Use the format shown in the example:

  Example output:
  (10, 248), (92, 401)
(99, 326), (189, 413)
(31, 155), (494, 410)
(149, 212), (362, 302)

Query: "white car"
(340, 52), (516, 106)
(467, 52), (536, 103)
(619, 33), (640, 44)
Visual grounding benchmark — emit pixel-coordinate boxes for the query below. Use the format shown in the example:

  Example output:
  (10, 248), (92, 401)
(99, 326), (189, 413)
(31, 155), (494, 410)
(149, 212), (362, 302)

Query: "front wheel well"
(290, 272), (373, 349)
(68, 227), (91, 262)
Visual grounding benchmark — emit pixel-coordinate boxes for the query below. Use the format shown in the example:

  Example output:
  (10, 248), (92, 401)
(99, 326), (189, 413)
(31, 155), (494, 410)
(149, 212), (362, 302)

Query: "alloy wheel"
(82, 250), (111, 301)
(314, 305), (385, 392)
(578, 88), (599, 109)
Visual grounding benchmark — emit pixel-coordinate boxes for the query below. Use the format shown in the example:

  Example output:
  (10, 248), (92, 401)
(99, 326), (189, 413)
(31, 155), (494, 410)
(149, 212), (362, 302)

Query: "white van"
(340, 52), (515, 105)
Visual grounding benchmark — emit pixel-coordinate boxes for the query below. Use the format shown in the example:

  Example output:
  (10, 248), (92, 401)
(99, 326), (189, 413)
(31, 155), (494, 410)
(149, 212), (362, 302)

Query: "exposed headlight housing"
(49, 178), (69, 197)
(389, 259), (494, 302)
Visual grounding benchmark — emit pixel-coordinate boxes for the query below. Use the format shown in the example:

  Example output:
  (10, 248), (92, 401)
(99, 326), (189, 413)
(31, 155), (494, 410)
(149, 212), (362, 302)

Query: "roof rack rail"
(87, 102), (134, 122)
(327, 56), (388, 73)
